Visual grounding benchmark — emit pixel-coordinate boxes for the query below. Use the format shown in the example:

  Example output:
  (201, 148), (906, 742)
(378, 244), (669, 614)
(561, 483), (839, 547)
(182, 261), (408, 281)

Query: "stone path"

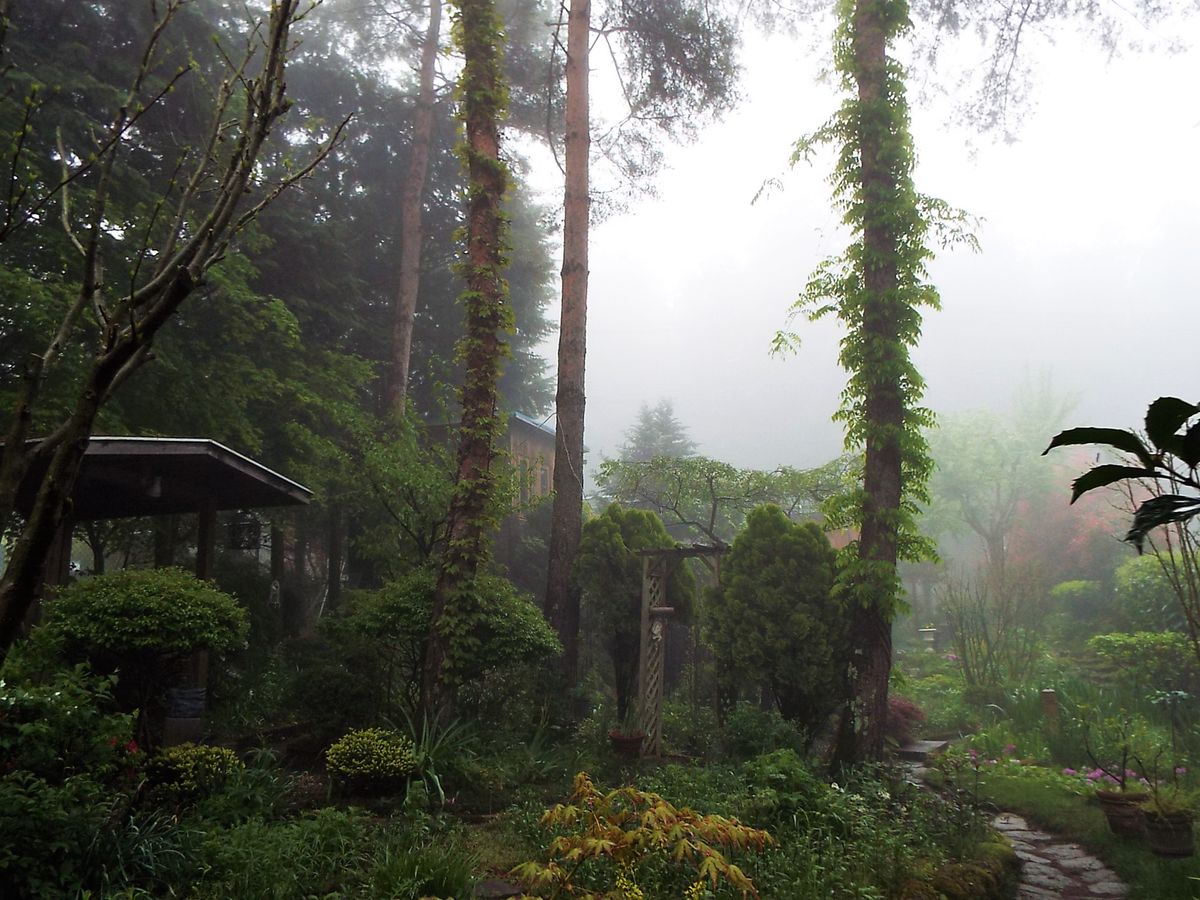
(991, 812), (1130, 899)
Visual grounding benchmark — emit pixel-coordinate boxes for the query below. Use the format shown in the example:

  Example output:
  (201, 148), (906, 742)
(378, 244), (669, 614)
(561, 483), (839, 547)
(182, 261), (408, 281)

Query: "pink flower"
(1003, 744), (1017, 755)
(1062, 768), (1077, 776)
(1176, 767), (1188, 776)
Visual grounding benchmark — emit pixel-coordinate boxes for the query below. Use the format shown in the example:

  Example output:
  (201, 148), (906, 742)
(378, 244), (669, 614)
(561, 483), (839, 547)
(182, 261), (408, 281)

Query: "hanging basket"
(1143, 808), (1195, 858)
(1095, 790), (1148, 838)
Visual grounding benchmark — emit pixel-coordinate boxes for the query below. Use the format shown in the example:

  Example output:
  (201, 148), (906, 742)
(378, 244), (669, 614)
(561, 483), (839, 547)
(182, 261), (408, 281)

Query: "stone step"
(896, 739), (950, 762)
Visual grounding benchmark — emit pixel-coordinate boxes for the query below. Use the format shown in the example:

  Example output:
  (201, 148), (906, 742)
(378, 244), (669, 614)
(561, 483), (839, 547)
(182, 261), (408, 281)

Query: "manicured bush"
(325, 727), (417, 793)
(1087, 631), (1199, 698)
(707, 505), (846, 739)
(42, 567), (248, 660)
(29, 568), (248, 728)
(150, 742), (244, 799)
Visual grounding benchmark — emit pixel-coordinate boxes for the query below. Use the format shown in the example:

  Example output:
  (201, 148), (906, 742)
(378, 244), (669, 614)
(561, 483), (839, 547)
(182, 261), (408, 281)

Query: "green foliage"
(1088, 631), (1198, 698)
(777, 0), (972, 609)
(596, 453), (856, 544)
(298, 571), (559, 730)
(150, 742), (244, 800)
(0, 667), (159, 898)
(40, 567), (248, 661)
(720, 703), (811, 760)
(1114, 553), (1188, 632)
(738, 749), (828, 826)
(325, 727), (418, 793)
(192, 808), (477, 899)
(576, 504), (695, 722)
(511, 771), (773, 899)
(708, 505), (846, 736)
(434, 574), (561, 686)
(0, 665), (137, 781)
(1045, 397), (1200, 550)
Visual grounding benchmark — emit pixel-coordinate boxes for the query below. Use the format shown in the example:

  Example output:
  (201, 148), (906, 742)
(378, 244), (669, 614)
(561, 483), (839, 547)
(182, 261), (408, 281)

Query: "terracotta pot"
(1143, 809), (1195, 858)
(608, 730), (645, 758)
(1095, 790), (1148, 838)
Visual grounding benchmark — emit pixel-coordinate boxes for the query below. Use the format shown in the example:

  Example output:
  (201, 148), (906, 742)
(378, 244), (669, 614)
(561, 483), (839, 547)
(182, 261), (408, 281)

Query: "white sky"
(526, 15), (1200, 475)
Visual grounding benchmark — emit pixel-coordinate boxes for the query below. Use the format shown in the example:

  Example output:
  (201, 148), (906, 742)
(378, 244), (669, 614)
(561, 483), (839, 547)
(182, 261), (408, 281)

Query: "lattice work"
(635, 545), (726, 759)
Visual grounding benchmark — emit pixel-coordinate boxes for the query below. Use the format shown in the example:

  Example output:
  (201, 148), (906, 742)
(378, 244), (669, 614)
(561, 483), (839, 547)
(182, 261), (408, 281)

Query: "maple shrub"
(511, 771), (773, 899)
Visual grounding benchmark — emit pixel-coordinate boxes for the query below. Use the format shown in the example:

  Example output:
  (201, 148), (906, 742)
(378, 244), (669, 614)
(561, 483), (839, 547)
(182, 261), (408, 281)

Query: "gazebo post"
(195, 501), (216, 581)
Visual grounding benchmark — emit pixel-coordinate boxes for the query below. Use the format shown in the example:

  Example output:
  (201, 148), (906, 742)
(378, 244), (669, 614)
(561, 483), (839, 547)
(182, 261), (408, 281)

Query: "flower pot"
(608, 730), (645, 758)
(1143, 809), (1195, 858)
(1095, 790), (1148, 838)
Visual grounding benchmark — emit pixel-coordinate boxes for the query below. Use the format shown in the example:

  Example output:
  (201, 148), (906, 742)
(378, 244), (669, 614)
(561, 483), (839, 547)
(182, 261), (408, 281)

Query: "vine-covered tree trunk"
(384, 0), (441, 415)
(543, 0), (590, 692)
(422, 0), (511, 712)
(834, 0), (900, 767)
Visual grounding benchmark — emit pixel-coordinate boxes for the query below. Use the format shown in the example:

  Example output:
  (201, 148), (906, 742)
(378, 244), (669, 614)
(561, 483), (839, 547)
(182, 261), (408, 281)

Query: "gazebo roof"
(14, 437), (312, 521)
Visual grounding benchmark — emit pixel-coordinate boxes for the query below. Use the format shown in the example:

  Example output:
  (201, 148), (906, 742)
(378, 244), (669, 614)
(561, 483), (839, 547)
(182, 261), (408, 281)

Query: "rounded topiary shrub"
(325, 728), (417, 795)
(32, 568), (249, 732)
(150, 742), (244, 799)
(43, 567), (248, 662)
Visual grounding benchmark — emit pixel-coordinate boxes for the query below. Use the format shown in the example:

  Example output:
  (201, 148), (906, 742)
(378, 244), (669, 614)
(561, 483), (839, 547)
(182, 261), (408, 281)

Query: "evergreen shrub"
(325, 727), (417, 793)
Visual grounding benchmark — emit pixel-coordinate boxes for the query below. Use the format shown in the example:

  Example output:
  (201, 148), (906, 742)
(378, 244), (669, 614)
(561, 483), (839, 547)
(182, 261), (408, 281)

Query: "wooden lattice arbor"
(636, 543), (725, 757)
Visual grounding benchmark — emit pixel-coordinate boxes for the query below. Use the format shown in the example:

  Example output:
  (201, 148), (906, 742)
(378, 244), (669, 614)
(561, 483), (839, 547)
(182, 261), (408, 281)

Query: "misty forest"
(2, 0), (1199, 897)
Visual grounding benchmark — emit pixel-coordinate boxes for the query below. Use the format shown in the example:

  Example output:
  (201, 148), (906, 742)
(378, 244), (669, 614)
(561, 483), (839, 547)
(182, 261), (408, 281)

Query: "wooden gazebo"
(13, 436), (312, 585)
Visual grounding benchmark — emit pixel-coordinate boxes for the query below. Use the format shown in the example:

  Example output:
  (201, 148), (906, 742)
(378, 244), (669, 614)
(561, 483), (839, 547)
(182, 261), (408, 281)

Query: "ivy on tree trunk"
(422, 0), (513, 713)
(783, 0), (947, 766)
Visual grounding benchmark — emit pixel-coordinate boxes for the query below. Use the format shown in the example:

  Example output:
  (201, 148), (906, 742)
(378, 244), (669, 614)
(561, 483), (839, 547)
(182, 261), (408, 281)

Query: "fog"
(535, 22), (1200, 474)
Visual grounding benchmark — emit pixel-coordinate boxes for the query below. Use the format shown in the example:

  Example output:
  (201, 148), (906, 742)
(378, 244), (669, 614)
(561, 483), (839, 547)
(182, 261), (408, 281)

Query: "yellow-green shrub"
(151, 742), (243, 797)
(325, 728), (417, 792)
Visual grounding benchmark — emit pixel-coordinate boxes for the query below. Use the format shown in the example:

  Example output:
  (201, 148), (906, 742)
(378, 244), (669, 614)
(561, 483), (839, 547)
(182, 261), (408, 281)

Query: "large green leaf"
(1069, 464), (1158, 502)
(1126, 494), (1200, 552)
(1180, 421), (1200, 470)
(1044, 428), (1154, 468)
(1145, 397), (1200, 453)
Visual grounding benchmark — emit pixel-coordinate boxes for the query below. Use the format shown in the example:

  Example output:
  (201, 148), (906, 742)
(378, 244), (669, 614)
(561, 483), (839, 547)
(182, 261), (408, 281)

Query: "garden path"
(901, 748), (1131, 900)
(992, 812), (1129, 899)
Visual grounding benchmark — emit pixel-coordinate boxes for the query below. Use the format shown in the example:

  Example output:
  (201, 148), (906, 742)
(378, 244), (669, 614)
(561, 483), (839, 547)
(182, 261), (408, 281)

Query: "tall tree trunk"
(383, 0), (441, 416)
(422, 0), (511, 713)
(832, 0), (903, 768)
(543, 0), (590, 691)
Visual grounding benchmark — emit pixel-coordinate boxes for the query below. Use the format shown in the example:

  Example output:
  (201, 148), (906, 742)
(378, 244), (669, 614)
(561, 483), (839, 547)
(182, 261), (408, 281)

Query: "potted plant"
(608, 709), (645, 758)
(1084, 716), (1149, 838)
(1135, 752), (1195, 858)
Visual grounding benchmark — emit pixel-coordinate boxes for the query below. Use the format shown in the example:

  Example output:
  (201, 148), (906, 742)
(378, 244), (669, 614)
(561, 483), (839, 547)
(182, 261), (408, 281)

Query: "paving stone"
(1006, 829), (1054, 843)
(1022, 861), (1075, 891)
(1015, 849), (1051, 865)
(1017, 886), (1059, 899)
(992, 814), (1029, 830)
(1007, 838), (1038, 851)
(1080, 866), (1119, 884)
(1040, 843), (1087, 860)
(1057, 855), (1106, 872)
(1088, 881), (1130, 897)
